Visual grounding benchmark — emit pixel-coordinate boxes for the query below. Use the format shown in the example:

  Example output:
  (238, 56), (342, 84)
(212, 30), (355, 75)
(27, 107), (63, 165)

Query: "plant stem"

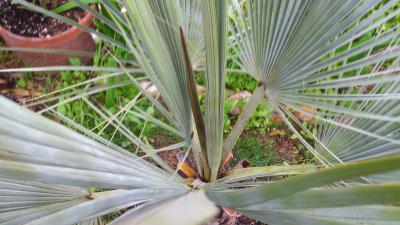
(220, 82), (266, 168)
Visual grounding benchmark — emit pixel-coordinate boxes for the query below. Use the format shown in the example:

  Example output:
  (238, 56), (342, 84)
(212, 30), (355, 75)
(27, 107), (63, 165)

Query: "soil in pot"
(0, 0), (96, 68)
(0, 0), (86, 38)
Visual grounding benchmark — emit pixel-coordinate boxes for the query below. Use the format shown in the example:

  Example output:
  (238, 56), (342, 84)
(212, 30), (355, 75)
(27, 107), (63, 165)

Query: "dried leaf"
(180, 161), (198, 178)
(227, 91), (251, 101)
(269, 129), (283, 137)
(269, 110), (283, 123)
(223, 207), (237, 217)
(293, 105), (316, 122)
(223, 152), (234, 168)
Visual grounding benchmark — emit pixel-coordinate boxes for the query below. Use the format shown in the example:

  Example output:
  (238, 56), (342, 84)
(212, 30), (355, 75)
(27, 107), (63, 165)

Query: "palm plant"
(1, 0), (400, 224)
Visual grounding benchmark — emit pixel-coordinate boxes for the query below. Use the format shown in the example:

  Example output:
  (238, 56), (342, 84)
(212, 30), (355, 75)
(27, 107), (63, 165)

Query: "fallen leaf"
(1, 88), (30, 96)
(269, 129), (283, 137)
(30, 90), (42, 97)
(269, 110), (283, 123)
(179, 161), (197, 178)
(227, 91), (251, 101)
(294, 105), (316, 121)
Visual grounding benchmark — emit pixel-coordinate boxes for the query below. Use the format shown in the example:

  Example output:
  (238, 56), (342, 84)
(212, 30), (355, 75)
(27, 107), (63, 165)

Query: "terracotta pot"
(0, 6), (96, 67)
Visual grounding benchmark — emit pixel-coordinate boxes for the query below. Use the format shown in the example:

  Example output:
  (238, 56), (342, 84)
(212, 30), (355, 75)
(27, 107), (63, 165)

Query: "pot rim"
(0, 4), (96, 43)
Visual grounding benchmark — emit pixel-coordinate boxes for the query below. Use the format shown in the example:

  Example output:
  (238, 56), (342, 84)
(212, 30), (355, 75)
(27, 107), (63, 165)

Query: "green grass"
(232, 133), (283, 167)
(56, 69), (157, 150)
(226, 72), (257, 92)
